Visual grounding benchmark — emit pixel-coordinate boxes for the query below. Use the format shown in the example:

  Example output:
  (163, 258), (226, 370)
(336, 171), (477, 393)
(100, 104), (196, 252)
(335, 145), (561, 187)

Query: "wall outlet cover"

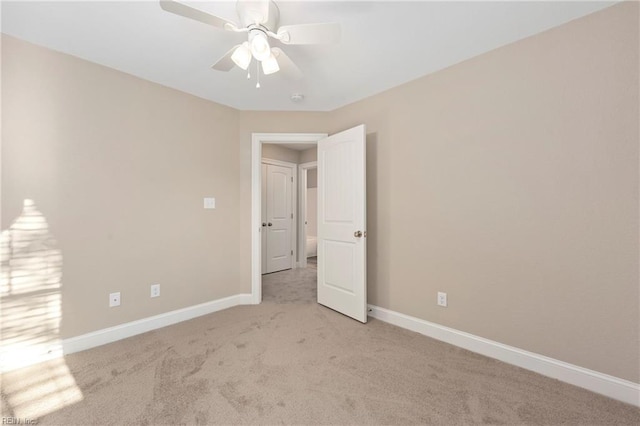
(437, 292), (447, 307)
(109, 292), (121, 307)
(151, 284), (160, 298)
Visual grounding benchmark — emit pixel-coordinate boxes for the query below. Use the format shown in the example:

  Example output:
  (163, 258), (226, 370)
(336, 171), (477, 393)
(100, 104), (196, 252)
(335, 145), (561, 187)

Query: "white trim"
(299, 167), (307, 269)
(262, 157), (297, 168)
(251, 133), (327, 305)
(261, 157), (298, 272)
(367, 304), (640, 407)
(63, 294), (253, 355)
(1, 342), (65, 373)
(298, 161), (318, 268)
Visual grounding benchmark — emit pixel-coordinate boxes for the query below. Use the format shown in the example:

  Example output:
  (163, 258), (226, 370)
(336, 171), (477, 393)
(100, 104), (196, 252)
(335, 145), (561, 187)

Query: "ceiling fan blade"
(271, 48), (302, 80)
(276, 22), (341, 45)
(211, 45), (243, 72)
(160, 0), (238, 31)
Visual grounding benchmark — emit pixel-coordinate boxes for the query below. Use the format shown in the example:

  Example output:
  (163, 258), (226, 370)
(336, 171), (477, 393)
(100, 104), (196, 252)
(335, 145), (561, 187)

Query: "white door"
(317, 125), (367, 323)
(265, 164), (293, 273)
(261, 164), (267, 273)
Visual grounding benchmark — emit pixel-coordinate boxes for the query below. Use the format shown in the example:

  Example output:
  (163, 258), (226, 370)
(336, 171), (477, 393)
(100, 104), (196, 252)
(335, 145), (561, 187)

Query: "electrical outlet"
(437, 292), (447, 307)
(109, 292), (121, 307)
(150, 284), (160, 298)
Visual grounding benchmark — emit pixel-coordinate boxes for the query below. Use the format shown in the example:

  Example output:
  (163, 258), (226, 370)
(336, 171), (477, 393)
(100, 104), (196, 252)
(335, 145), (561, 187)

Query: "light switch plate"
(204, 197), (216, 209)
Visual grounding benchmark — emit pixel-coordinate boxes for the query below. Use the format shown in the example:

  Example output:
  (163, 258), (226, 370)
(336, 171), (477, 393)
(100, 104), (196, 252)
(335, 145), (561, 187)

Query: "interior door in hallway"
(264, 163), (293, 273)
(317, 124), (367, 323)
(261, 164), (268, 273)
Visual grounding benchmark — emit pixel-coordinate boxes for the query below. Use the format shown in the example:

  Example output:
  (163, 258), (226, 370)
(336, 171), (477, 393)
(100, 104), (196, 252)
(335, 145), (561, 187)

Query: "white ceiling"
(1, 1), (615, 111)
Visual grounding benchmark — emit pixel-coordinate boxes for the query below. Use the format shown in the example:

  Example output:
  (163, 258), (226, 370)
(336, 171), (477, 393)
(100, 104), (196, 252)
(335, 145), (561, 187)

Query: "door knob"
(262, 222), (267, 227)
(268, 222), (273, 227)
(354, 230), (363, 238)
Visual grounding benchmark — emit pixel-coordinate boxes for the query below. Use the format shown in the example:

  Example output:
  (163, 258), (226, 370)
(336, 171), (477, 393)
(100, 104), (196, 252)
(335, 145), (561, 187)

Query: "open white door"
(317, 125), (367, 323)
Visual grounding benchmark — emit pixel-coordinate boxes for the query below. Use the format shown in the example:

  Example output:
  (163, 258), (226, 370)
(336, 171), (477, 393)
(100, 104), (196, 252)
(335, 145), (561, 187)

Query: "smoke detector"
(290, 93), (305, 103)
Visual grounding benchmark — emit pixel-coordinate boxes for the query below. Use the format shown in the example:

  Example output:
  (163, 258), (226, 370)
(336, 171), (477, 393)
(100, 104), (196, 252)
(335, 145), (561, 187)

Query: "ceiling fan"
(159, 0), (341, 87)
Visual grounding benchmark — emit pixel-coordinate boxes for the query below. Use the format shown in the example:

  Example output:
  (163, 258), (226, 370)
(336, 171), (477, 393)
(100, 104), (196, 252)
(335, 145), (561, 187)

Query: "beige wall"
(2, 1), (638, 385)
(307, 169), (317, 189)
(2, 35), (242, 338)
(300, 147), (317, 164)
(306, 188), (317, 238)
(262, 144), (300, 164)
(326, 2), (639, 382)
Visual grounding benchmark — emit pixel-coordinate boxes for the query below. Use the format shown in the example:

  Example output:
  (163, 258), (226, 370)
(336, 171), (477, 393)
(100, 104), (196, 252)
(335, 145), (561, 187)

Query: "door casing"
(251, 133), (327, 304)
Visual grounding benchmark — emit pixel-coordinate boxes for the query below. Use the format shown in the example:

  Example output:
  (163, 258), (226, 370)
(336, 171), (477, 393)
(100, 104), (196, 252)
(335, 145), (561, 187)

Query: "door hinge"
(291, 177), (293, 182)
(291, 250), (293, 255)
(291, 213), (293, 219)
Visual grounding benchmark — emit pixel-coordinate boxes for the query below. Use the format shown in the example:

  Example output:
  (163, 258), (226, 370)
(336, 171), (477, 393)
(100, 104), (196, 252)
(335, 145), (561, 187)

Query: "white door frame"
(262, 157), (297, 273)
(251, 133), (327, 304)
(298, 161), (317, 269)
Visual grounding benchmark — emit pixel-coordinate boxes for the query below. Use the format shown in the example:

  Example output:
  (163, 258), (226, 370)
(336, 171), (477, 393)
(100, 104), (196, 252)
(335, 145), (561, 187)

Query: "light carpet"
(2, 267), (639, 425)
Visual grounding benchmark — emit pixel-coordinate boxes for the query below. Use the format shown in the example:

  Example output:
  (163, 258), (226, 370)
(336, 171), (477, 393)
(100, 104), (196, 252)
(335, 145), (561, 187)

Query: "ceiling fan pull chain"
(256, 61), (261, 89)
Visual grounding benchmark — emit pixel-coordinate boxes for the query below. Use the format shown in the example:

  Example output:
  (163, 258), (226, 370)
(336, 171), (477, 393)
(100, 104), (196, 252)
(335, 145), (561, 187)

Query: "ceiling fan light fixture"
(231, 42), (252, 70)
(261, 53), (280, 75)
(250, 31), (271, 62)
(162, 0), (342, 85)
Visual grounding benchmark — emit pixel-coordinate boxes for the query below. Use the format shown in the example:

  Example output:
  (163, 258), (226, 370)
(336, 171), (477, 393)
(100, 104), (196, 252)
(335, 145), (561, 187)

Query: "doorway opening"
(298, 161), (318, 269)
(251, 133), (327, 304)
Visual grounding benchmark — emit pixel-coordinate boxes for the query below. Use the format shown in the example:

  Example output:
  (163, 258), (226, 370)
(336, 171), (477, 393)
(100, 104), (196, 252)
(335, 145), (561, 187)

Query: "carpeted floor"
(2, 266), (639, 425)
(307, 257), (317, 269)
(262, 264), (317, 304)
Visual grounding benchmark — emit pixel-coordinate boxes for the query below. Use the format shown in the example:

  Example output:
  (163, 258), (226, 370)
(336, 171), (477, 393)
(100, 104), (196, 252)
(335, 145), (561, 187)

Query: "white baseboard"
(236, 293), (254, 305)
(367, 304), (640, 407)
(1, 294), (253, 373)
(1, 342), (65, 373)
(62, 293), (253, 355)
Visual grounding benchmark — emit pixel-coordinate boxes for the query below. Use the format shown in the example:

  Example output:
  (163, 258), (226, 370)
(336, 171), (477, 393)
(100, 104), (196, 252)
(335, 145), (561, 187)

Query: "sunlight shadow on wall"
(1, 200), (83, 418)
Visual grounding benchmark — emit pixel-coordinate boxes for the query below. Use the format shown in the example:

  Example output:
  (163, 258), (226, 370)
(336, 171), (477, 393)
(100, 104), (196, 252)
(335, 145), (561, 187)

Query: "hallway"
(262, 260), (317, 304)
